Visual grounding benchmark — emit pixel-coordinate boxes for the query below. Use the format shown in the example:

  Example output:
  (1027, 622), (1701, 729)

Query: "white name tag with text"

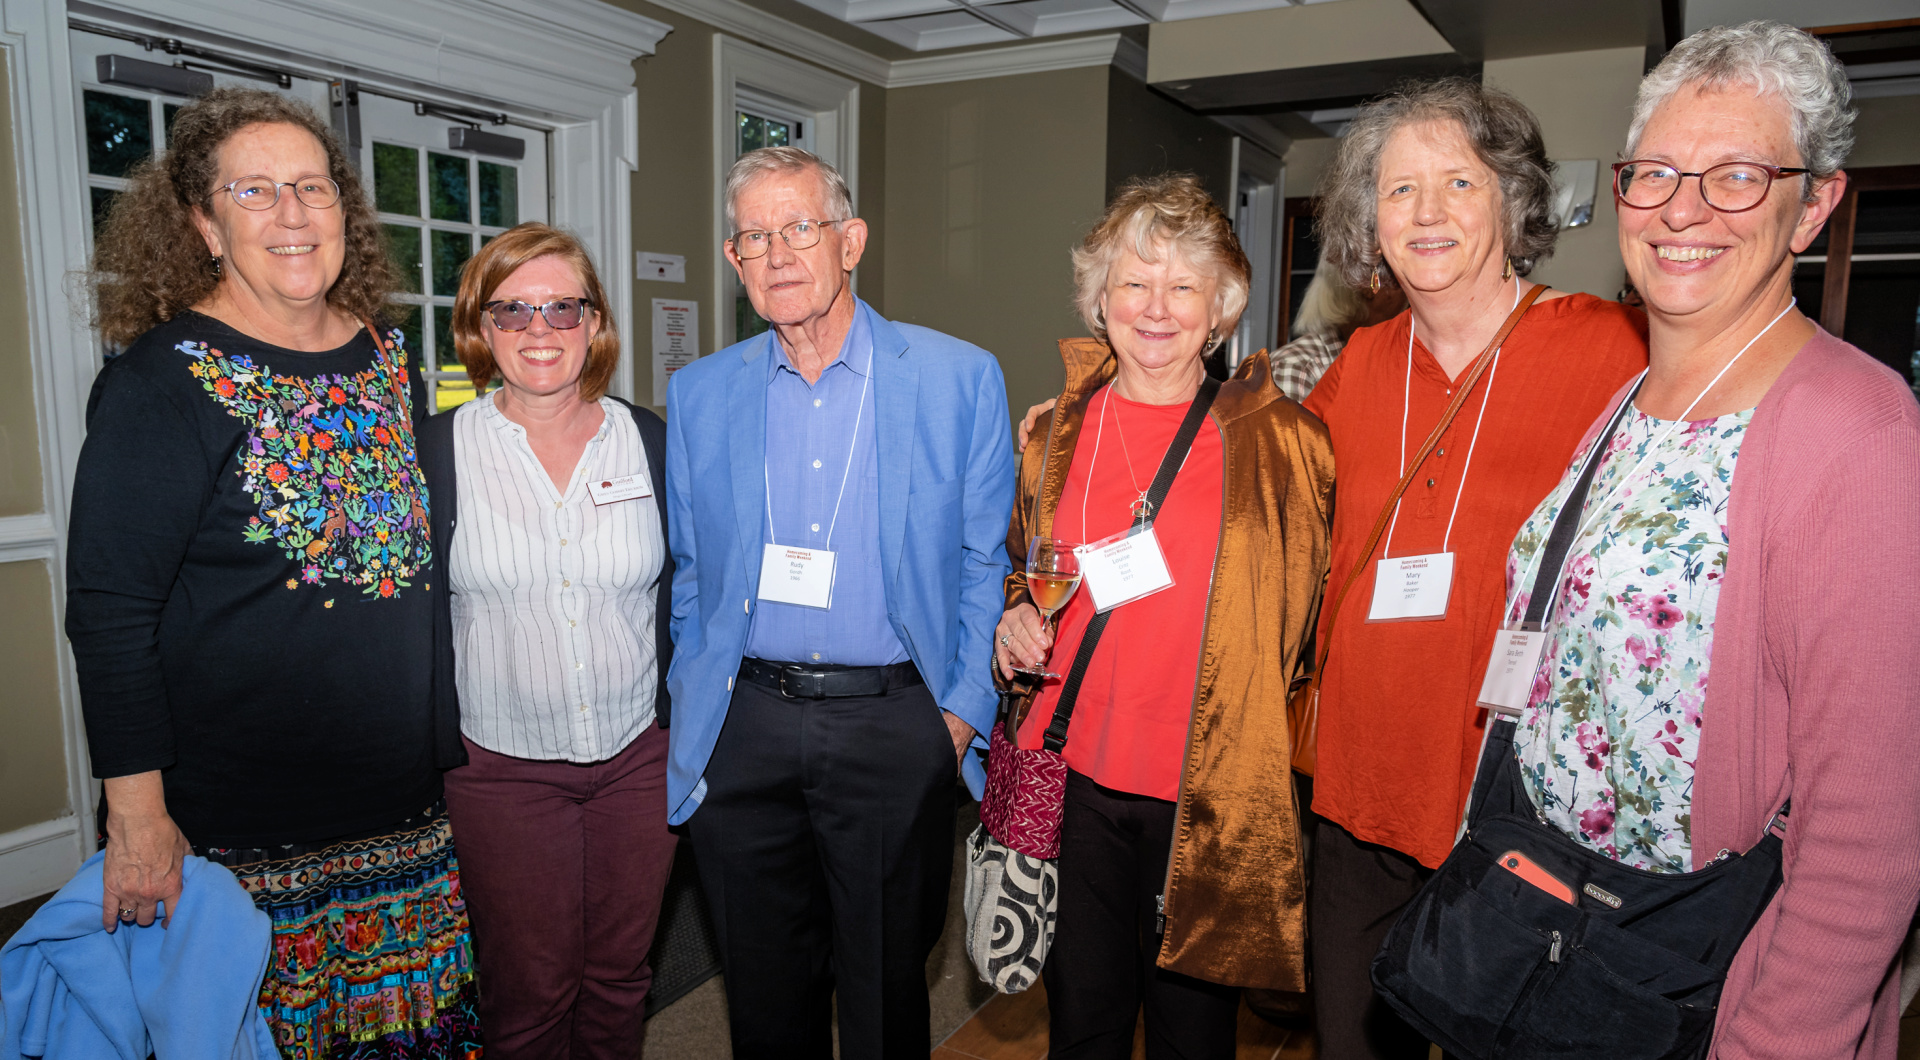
(757, 544), (837, 609)
(1075, 528), (1175, 613)
(588, 473), (652, 505)
(1366, 552), (1456, 622)
(1477, 628), (1547, 716)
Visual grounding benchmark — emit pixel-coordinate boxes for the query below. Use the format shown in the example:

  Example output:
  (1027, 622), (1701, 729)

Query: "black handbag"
(1369, 379), (1789, 1060)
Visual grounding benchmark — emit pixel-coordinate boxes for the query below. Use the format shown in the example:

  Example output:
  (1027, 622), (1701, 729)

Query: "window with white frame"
(729, 88), (814, 344)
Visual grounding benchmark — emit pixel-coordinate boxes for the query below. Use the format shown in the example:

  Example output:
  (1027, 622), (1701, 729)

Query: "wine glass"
(1014, 537), (1082, 680)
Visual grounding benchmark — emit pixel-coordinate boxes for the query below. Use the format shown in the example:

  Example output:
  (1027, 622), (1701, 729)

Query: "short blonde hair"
(1292, 255), (1368, 339)
(451, 223), (621, 401)
(1072, 174), (1250, 346)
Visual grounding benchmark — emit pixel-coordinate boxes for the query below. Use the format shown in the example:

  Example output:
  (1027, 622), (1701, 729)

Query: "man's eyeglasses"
(482, 297), (594, 331)
(1612, 160), (1812, 213)
(215, 175), (341, 211)
(729, 218), (848, 260)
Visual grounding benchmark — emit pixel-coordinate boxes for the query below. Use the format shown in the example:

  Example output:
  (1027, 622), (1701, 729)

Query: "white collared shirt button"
(812, 459), (822, 469)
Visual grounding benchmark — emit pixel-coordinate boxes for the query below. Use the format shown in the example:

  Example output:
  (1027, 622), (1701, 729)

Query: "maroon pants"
(443, 724), (677, 1060)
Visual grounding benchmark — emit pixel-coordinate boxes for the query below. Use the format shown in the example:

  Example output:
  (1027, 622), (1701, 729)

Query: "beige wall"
(1282, 136), (1338, 201)
(1104, 68), (1234, 205)
(1147, 0), (1452, 86)
(0, 50), (43, 517)
(1851, 95), (1920, 170)
(883, 66), (1110, 421)
(0, 560), (68, 835)
(1484, 46), (1644, 300)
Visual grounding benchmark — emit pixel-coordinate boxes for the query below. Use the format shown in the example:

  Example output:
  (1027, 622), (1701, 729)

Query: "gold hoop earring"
(1502, 256), (1514, 281)
(1370, 266), (1381, 294)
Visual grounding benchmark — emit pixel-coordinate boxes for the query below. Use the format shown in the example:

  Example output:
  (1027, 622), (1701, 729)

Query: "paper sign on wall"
(638, 252), (687, 283)
(652, 299), (699, 404)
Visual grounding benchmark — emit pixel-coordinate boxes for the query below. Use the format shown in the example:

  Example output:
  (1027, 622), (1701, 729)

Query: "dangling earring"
(1501, 256), (1514, 281)
(1370, 265), (1382, 294)
(210, 255), (224, 278)
(1207, 328), (1219, 349)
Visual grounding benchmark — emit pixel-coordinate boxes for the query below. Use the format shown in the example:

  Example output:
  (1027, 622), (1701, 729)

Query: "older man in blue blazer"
(664, 146), (1013, 1059)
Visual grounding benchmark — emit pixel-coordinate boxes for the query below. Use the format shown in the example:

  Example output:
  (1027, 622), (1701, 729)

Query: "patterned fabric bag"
(965, 379), (1220, 993)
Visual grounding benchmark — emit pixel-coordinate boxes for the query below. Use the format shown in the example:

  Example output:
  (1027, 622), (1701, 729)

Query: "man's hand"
(1016, 399), (1058, 452)
(942, 710), (976, 771)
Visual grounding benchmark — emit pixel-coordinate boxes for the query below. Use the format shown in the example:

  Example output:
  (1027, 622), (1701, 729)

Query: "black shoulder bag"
(1369, 382), (1789, 1060)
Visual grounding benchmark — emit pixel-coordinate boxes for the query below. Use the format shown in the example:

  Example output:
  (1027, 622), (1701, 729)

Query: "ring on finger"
(118, 907), (137, 921)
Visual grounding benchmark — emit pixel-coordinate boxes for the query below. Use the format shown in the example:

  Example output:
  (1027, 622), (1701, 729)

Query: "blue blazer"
(664, 300), (1015, 823)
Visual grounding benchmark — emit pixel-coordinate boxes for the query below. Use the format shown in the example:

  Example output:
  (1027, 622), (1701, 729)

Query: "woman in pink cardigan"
(1499, 22), (1920, 1059)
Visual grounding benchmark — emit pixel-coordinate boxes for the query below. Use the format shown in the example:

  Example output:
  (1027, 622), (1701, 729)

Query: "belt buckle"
(776, 666), (808, 699)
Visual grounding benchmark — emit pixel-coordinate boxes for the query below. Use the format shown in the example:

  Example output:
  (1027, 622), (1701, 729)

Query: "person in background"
(1271, 255), (1407, 401)
(1504, 22), (1920, 1057)
(995, 174), (1333, 1058)
(67, 88), (476, 1059)
(1299, 79), (1647, 1059)
(662, 146), (1015, 1059)
(419, 222), (676, 1058)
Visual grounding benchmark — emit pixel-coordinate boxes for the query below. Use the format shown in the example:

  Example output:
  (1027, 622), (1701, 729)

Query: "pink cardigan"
(1584, 329), (1920, 1058)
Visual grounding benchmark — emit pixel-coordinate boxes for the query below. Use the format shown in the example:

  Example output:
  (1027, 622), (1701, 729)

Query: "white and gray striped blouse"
(449, 393), (664, 762)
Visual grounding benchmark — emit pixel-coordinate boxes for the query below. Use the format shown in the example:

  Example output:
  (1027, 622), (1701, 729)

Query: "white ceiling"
(793, 0), (1346, 53)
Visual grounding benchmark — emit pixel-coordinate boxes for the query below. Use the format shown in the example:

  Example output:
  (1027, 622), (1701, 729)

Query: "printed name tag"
(1075, 528), (1175, 613)
(588, 474), (652, 504)
(1366, 552), (1456, 622)
(757, 543), (837, 609)
(1477, 628), (1547, 716)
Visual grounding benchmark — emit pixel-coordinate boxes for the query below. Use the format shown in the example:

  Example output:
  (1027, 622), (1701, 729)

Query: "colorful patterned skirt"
(201, 801), (483, 1060)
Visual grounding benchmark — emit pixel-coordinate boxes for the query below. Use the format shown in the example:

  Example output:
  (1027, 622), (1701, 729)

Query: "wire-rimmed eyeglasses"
(482, 297), (595, 332)
(214, 175), (342, 211)
(729, 218), (848, 260)
(1612, 160), (1812, 213)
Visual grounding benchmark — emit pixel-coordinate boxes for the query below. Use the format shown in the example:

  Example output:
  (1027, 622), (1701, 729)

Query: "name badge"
(1366, 552), (1456, 622)
(1075, 527), (1175, 613)
(588, 474), (652, 505)
(757, 543), (837, 609)
(1477, 627), (1547, 716)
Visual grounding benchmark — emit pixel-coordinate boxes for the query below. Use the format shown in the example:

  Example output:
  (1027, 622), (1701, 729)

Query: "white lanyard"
(1081, 386), (1119, 541)
(1502, 298), (1797, 626)
(763, 342), (871, 552)
(1382, 281), (1519, 558)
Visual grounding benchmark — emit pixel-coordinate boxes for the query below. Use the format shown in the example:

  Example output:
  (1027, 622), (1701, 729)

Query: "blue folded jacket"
(0, 850), (278, 1060)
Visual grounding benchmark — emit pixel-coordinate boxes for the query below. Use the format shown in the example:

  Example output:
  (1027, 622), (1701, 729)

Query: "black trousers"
(1043, 770), (1239, 1060)
(685, 677), (957, 1060)
(1308, 816), (1438, 1060)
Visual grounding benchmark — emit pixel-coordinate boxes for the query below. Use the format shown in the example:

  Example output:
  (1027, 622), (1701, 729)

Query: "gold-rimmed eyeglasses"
(213, 175), (342, 211)
(1612, 160), (1812, 214)
(729, 218), (848, 260)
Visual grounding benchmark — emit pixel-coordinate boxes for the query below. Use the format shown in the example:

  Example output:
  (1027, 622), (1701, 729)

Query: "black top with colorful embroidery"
(67, 312), (441, 847)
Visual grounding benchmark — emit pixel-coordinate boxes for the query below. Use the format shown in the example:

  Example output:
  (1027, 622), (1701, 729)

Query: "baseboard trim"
(0, 816), (83, 907)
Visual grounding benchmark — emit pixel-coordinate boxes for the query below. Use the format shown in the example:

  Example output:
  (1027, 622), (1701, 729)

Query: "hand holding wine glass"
(1001, 537), (1081, 680)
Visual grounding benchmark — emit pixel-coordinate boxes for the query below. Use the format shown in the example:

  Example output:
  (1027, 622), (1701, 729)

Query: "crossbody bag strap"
(1040, 377), (1222, 754)
(1301, 283), (1546, 692)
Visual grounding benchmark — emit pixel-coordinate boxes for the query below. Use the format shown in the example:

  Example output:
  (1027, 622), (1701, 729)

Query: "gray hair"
(1071, 173), (1250, 349)
(1627, 21), (1853, 198)
(723, 146), (854, 234)
(1315, 77), (1558, 291)
(1292, 255), (1368, 339)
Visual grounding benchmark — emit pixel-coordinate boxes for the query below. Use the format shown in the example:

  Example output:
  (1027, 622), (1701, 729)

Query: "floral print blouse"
(1502, 402), (1752, 872)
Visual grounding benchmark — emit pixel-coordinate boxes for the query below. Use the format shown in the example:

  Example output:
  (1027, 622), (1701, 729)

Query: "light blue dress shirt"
(743, 311), (909, 666)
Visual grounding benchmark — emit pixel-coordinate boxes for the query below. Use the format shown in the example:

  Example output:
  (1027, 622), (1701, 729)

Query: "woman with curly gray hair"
(66, 88), (478, 1058)
(1488, 21), (1920, 1058)
(1296, 78), (1648, 1060)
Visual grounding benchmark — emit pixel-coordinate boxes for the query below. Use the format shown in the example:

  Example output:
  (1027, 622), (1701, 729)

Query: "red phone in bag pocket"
(1497, 850), (1575, 904)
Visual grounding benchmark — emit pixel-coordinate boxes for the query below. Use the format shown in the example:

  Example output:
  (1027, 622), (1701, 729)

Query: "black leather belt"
(738, 658), (924, 699)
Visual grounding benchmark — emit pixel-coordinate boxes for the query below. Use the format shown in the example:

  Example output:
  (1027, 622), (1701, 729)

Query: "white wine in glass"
(1014, 537), (1082, 679)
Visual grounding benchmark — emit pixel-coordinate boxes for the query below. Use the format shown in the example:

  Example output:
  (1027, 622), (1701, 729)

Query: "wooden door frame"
(1820, 164), (1920, 336)
(1278, 196), (1318, 340)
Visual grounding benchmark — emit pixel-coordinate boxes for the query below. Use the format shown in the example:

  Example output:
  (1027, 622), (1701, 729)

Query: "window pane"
(767, 119), (790, 148)
(386, 303), (423, 365)
(373, 143), (420, 216)
(162, 104), (182, 140)
(431, 230), (473, 297)
(429, 152), (471, 222)
(384, 224), (423, 294)
(84, 90), (152, 178)
(738, 112), (763, 154)
(434, 305), (456, 366)
(737, 295), (770, 341)
(479, 162), (518, 227)
(90, 186), (119, 241)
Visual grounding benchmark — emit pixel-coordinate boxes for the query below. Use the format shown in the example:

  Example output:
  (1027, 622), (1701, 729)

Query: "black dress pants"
(685, 677), (958, 1060)
(1043, 770), (1239, 1060)
(1309, 816), (1437, 1060)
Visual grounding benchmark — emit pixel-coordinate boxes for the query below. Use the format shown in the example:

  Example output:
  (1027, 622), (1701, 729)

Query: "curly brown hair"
(1315, 77), (1557, 291)
(90, 87), (394, 346)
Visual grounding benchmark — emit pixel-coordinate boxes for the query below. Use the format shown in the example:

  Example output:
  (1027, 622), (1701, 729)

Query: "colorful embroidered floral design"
(182, 331), (430, 597)
(1503, 407), (1751, 872)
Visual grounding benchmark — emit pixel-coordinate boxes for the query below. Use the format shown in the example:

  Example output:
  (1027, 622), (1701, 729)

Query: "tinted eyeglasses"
(729, 218), (848, 260)
(482, 297), (595, 331)
(1612, 160), (1812, 213)
(216, 175), (341, 211)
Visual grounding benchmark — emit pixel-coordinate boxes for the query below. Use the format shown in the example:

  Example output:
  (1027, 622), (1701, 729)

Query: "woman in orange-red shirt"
(1300, 80), (1646, 1060)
